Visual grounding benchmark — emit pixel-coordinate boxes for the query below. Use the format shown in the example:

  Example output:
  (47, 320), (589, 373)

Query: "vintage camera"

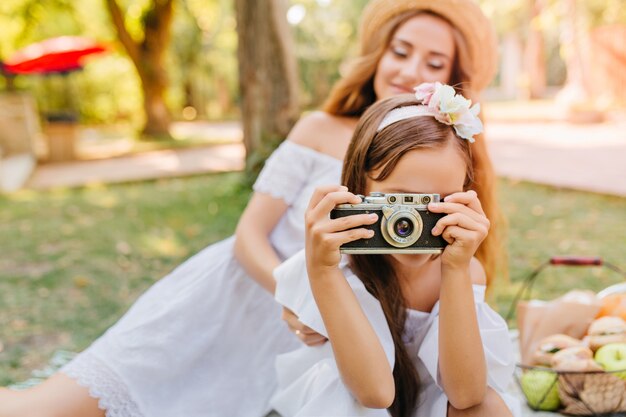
(330, 192), (448, 254)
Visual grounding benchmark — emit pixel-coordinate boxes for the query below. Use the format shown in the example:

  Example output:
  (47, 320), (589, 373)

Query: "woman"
(0, 1), (501, 416)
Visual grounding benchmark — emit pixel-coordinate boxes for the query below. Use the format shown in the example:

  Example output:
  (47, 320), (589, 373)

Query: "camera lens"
(394, 218), (413, 238)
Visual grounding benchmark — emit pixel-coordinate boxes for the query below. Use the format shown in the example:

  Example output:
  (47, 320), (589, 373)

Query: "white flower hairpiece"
(377, 82), (483, 143)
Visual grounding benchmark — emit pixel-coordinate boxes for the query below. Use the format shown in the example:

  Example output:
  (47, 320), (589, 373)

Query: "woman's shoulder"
(288, 111), (358, 154)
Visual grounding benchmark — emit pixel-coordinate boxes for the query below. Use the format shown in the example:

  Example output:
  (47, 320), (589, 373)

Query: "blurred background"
(0, 0), (625, 386)
(0, 0), (624, 153)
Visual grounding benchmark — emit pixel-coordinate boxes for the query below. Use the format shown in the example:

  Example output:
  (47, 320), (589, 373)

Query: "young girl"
(271, 85), (520, 417)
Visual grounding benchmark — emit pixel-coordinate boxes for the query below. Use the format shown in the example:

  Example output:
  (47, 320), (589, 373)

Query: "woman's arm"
(305, 185), (395, 408)
(234, 193), (289, 294)
(233, 112), (333, 294)
(428, 190), (490, 409)
(234, 111), (353, 294)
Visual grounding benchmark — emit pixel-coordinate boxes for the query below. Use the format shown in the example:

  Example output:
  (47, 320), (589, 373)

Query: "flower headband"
(377, 82), (483, 143)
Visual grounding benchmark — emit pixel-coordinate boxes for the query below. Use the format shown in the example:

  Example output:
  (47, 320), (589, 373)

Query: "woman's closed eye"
(427, 59), (446, 70)
(391, 46), (409, 58)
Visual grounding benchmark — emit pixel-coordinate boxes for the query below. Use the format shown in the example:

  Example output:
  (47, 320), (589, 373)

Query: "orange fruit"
(597, 294), (626, 321)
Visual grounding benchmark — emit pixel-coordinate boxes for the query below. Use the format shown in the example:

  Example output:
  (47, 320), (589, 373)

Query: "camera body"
(330, 192), (448, 254)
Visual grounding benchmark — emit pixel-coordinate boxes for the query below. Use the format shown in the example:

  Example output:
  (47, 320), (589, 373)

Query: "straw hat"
(359, 0), (498, 92)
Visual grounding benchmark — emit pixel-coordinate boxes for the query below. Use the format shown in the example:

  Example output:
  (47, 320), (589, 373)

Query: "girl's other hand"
(281, 307), (328, 346)
(427, 190), (490, 270)
(305, 185), (377, 271)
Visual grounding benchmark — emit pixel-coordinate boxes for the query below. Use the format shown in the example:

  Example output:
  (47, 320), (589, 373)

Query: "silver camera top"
(338, 192), (440, 209)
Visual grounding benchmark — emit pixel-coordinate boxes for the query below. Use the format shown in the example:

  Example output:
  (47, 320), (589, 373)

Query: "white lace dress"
(60, 141), (343, 417)
(271, 251), (522, 417)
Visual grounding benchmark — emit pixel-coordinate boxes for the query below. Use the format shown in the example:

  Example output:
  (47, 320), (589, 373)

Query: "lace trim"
(61, 351), (144, 417)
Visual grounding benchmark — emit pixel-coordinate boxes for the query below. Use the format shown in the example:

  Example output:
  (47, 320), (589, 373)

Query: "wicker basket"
(509, 256), (626, 416)
(516, 365), (626, 416)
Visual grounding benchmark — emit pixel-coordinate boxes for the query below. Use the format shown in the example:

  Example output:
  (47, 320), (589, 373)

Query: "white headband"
(375, 82), (483, 143)
(377, 105), (437, 132)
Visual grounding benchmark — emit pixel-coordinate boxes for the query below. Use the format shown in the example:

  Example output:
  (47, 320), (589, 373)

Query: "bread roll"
(587, 316), (626, 351)
(532, 334), (582, 366)
(551, 346), (602, 372)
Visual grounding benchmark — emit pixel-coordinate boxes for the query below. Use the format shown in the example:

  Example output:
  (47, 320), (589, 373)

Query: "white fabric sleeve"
(272, 345), (391, 417)
(273, 250), (395, 368)
(417, 285), (516, 392)
(252, 141), (317, 205)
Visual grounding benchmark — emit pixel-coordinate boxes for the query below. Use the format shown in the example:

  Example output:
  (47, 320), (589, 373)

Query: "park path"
(24, 118), (626, 198)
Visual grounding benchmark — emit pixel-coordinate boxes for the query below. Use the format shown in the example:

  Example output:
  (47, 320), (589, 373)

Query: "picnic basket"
(507, 256), (626, 416)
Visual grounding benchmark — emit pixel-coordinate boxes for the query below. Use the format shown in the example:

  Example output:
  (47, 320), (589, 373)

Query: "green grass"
(0, 173), (250, 385)
(494, 178), (626, 318)
(0, 174), (625, 384)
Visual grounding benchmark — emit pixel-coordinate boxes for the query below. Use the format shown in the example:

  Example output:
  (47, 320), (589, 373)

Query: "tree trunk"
(525, 0), (547, 99)
(139, 67), (171, 136)
(104, 0), (173, 138)
(235, 0), (300, 175)
(500, 33), (524, 99)
(558, 0), (594, 104)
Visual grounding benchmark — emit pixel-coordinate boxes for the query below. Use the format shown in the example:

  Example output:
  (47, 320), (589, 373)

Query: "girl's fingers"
(315, 228), (375, 249)
(431, 213), (487, 237)
(323, 212), (378, 234)
(309, 190), (362, 220)
(428, 200), (489, 225)
(442, 190), (485, 215)
(441, 225), (471, 244)
(306, 191), (363, 234)
(307, 185), (349, 211)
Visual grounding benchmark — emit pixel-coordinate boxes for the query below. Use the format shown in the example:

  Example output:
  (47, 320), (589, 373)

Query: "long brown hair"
(342, 95), (474, 417)
(321, 9), (503, 288)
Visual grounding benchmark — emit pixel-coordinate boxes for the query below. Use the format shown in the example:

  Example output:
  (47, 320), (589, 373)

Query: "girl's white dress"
(271, 251), (522, 417)
(60, 141), (343, 417)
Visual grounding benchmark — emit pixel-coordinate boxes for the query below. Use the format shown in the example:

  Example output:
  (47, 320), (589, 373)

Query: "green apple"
(594, 343), (626, 379)
(521, 369), (561, 411)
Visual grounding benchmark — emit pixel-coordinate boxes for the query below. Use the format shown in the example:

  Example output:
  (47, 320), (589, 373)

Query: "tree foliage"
(1, 0), (623, 135)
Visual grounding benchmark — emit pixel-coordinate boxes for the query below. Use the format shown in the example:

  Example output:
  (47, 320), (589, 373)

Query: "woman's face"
(365, 141), (466, 268)
(373, 14), (456, 99)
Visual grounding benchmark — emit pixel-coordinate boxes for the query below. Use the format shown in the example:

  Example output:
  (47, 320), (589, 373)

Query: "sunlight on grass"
(3, 189), (40, 202)
(84, 191), (121, 209)
(0, 173), (624, 384)
(141, 232), (188, 258)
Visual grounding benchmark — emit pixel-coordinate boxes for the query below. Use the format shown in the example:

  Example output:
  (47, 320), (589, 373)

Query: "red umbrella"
(2, 36), (107, 75)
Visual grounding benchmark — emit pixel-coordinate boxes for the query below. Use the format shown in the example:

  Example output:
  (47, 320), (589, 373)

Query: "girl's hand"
(281, 307), (328, 346)
(305, 185), (378, 272)
(427, 190), (490, 270)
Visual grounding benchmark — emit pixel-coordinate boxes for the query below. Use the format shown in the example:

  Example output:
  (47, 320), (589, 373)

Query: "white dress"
(60, 141), (343, 417)
(271, 251), (522, 417)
